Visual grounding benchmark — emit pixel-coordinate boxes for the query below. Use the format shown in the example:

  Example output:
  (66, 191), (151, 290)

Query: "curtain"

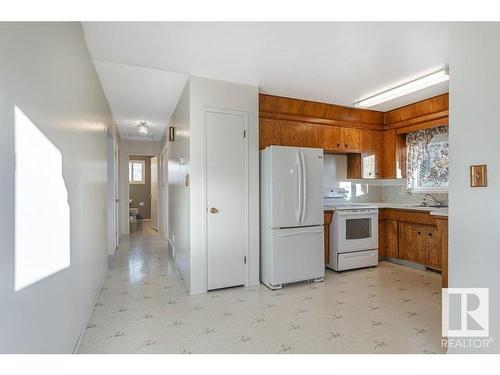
(406, 125), (449, 191)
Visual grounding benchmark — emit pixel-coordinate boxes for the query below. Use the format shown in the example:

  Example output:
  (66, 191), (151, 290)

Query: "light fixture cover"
(137, 121), (150, 136)
(355, 69), (449, 108)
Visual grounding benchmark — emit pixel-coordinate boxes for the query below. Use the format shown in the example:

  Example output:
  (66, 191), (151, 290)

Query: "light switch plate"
(470, 164), (487, 187)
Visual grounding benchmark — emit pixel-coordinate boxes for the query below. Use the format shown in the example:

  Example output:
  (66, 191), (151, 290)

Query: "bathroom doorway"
(128, 154), (159, 233)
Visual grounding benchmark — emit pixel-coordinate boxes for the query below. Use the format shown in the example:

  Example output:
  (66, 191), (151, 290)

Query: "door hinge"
(244, 256), (247, 264)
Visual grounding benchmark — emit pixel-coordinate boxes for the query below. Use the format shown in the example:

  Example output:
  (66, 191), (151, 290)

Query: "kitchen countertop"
(324, 202), (449, 217)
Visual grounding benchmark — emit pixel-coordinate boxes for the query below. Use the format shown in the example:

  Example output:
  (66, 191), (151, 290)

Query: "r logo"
(442, 288), (489, 337)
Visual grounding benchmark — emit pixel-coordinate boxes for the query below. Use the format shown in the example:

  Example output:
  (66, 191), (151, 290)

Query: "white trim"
(72, 275), (105, 353)
(202, 107), (249, 293)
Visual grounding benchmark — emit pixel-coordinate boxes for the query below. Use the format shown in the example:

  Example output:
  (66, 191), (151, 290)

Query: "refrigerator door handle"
(299, 149), (306, 223)
(275, 228), (323, 237)
(296, 151), (302, 223)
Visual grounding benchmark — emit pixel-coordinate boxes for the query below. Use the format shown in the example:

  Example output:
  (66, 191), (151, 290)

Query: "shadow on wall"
(14, 106), (70, 291)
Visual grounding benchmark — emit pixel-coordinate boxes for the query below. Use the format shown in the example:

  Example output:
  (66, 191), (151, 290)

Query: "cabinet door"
(342, 128), (361, 152)
(385, 220), (398, 258)
(360, 130), (383, 178)
(323, 126), (342, 151)
(399, 222), (426, 264)
(425, 226), (442, 269)
(378, 220), (386, 257)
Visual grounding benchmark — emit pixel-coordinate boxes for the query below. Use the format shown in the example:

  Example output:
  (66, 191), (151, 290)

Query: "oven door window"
(345, 218), (372, 240)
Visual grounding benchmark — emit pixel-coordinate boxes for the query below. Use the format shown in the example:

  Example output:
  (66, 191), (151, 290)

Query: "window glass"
(406, 125), (449, 191)
(128, 160), (145, 183)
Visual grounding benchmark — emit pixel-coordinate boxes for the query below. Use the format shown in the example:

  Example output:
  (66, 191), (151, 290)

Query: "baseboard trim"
(72, 273), (106, 354)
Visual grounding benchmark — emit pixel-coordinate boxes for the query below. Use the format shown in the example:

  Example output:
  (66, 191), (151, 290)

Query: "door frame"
(160, 143), (169, 242)
(127, 153), (159, 233)
(150, 156), (159, 231)
(202, 107), (249, 292)
(114, 141), (120, 250)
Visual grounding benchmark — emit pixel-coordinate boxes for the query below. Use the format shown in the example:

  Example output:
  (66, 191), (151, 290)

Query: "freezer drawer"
(267, 226), (325, 286)
(336, 249), (378, 271)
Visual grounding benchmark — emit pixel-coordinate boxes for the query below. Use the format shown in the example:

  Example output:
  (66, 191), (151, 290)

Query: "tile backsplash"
(338, 179), (448, 205)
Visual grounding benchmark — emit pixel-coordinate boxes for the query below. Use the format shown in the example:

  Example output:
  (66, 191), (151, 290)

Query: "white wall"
(449, 23), (500, 353)
(119, 139), (161, 235)
(189, 77), (259, 294)
(164, 82), (191, 290)
(323, 154), (347, 189)
(0, 23), (113, 353)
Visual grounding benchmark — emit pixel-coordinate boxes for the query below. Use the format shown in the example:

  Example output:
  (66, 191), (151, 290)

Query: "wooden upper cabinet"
(341, 128), (361, 152)
(361, 130), (384, 178)
(322, 125), (343, 151)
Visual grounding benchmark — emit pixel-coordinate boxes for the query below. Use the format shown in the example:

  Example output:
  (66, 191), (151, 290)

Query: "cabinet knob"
(337, 143), (340, 147)
(429, 233), (433, 237)
(210, 207), (219, 214)
(417, 231), (421, 235)
(345, 144), (348, 147)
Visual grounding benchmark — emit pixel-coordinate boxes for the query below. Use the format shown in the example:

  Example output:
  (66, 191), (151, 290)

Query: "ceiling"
(82, 22), (449, 140)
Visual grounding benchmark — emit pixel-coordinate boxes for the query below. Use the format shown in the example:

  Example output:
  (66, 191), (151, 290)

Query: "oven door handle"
(337, 210), (378, 217)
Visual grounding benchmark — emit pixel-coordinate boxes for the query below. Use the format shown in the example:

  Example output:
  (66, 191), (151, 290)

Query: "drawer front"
(337, 250), (378, 271)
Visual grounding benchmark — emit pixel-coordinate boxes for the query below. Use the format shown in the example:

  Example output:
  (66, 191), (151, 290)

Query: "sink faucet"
(423, 193), (445, 207)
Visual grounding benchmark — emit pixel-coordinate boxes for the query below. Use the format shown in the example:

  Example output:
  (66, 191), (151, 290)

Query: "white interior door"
(151, 156), (158, 231)
(269, 146), (301, 228)
(300, 147), (324, 226)
(206, 109), (246, 290)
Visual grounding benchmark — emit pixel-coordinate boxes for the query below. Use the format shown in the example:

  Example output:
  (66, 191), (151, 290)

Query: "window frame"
(129, 160), (146, 184)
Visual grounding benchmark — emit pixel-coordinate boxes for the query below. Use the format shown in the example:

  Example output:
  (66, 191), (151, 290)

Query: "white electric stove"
(324, 188), (379, 271)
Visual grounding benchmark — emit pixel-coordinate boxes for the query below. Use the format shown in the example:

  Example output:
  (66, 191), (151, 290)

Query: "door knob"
(210, 207), (219, 214)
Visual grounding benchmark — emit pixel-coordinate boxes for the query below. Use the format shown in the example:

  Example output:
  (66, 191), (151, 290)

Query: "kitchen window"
(129, 160), (145, 184)
(406, 125), (449, 192)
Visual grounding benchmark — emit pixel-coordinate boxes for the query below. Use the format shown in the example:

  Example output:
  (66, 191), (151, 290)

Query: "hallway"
(79, 224), (444, 354)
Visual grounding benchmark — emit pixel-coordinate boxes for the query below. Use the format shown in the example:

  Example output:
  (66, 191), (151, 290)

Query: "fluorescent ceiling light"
(354, 70), (449, 108)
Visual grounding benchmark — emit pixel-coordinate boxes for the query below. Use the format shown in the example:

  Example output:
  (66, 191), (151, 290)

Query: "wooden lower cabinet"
(385, 220), (399, 259)
(425, 226), (442, 269)
(378, 209), (445, 271)
(398, 222), (442, 269)
(398, 222), (426, 264)
(378, 220), (386, 257)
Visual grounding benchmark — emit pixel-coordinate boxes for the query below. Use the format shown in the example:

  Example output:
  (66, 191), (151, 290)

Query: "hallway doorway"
(128, 155), (159, 233)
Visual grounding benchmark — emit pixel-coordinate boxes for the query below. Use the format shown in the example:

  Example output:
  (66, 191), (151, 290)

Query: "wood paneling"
(384, 93), (449, 133)
(259, 93), (448, 179)
(260, 94), (385, 130)
(346, 154), (361, 179)
(324, 211), (333, 264)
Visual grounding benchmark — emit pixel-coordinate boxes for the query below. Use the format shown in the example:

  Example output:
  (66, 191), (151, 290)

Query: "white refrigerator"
(260, 146), (325, 289)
